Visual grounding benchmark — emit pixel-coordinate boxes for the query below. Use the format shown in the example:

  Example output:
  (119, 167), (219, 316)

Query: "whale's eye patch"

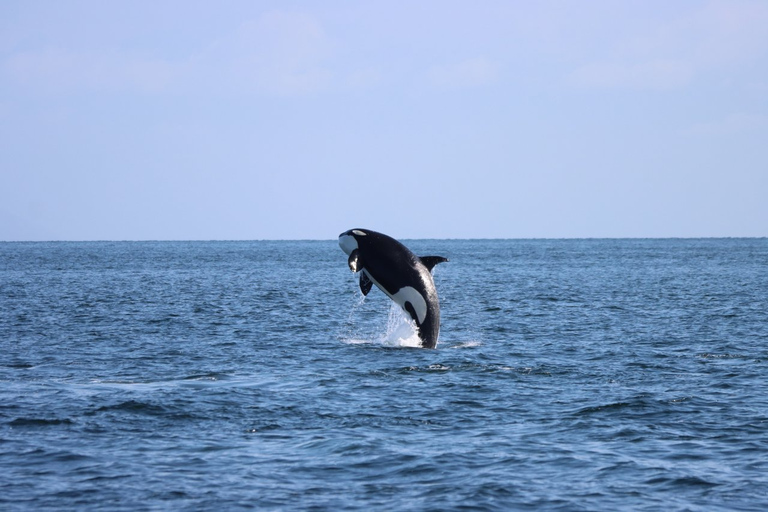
(352, 230), (367, 236)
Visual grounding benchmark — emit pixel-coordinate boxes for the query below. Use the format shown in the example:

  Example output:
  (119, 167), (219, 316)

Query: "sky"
(1, 0), (767, 240)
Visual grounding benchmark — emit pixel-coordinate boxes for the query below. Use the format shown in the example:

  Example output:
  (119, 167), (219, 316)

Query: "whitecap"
(448, 340), (483, 349)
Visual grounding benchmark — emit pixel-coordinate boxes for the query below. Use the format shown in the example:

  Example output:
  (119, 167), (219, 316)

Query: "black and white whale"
(339, 229), (448, 348)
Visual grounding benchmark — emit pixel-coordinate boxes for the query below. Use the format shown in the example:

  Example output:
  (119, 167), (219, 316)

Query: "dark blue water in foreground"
(2, 239), (767, 511)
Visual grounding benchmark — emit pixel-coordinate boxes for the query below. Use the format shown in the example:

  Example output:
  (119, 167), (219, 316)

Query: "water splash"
(380, 303), (422, 348)
(341, 291), (479, 349)
(341, 297), (422, 348)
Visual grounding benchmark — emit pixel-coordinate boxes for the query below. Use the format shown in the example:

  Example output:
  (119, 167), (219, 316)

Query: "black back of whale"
(341, 229), (448, 348)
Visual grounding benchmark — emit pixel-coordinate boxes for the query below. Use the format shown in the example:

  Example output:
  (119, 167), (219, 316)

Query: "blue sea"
(1, 239), (767, 511)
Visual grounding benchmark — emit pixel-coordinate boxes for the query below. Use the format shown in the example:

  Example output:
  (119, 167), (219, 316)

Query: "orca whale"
(339, 229), (448, 348)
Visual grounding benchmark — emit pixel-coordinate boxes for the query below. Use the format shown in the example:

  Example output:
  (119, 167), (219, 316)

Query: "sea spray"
(341, 278), (422, 347)
(380, 302), (422, 348)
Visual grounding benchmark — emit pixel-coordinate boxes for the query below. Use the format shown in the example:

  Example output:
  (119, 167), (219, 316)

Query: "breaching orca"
(338, 229), (448, 348)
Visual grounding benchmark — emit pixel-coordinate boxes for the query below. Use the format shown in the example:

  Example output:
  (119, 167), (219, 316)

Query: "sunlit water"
(1, 239), (767, 510)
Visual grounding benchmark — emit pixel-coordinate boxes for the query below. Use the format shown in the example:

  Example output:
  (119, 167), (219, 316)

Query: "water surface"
(1, 239), (767, 510)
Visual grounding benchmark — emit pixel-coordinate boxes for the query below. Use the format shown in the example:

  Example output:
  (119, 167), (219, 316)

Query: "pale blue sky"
(1, 1), (767, 240)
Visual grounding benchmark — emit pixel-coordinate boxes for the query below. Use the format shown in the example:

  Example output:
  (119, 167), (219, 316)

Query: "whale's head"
(338, 229), (368, 256)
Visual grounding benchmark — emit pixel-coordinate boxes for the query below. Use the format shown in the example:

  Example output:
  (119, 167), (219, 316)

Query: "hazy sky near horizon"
(1, 1), (767, 240)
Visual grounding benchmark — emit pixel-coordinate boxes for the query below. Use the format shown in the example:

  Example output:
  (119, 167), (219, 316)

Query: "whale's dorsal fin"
(359, 272), (373, 296)
(420, 256), (449, 273)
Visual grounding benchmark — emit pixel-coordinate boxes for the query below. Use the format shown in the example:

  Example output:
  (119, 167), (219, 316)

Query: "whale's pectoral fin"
(348, 249), (363, 273)
(359, 272), (373, 296)
(419, 256), (449, 273)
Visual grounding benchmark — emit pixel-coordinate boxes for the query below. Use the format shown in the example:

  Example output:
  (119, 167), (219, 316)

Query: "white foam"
(342, 338), (373, 345)
(448, 340), (483, 349)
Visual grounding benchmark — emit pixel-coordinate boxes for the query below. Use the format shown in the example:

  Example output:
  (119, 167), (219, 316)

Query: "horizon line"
(1, 236), (766, 243)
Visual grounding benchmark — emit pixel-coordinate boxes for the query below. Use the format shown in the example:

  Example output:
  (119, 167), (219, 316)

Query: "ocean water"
(1, 238), (767, 511)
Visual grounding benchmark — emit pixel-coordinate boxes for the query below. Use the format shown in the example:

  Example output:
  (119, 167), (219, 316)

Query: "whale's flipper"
(359, 272), (373, 296)
(420, 256), (449, 273)
(348, 249), (362, 273)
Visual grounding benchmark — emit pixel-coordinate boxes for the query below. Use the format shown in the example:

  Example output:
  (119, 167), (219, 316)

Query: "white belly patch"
(392, 286), (428, 325)
(362, 272), (428, 325)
